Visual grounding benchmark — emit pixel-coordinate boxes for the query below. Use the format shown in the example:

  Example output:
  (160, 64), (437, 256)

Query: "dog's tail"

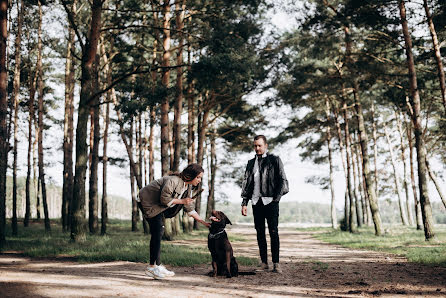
(238, 271), (256, 275)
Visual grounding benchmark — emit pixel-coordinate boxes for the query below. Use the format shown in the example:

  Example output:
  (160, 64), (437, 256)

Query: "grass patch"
(314, 225), (446, 267)
(1, 219), (255, 266)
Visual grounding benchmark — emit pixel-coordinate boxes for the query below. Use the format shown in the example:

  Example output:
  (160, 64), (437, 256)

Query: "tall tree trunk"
(168, 120), (174, 171)
(130, 118), (139, 232)
(423, 0), (446, 113)
(324, 98), (337, 229)
(332, 104), (348, 229)
(37, 1), (50, 232)
(70, 0), (103, 242)
(342, 103), (357, 233)
(406, 120), (422, 230)
(25, 46), (37, 227)
(350, 132), (361, 228)
(101, 100), (109, 235)
(399, 0), (435, 240)
(62, 0), (76, 232)
(149, 106), (155, 182)
(353, 84), (382, 236)
(0, 0), (8, 246)
(172, 0), (186, 172)
(194, 102), (209, 229)
(138, 114), (148, 234)
(206, 129), (216, 220)
(33, 115), (40, 220)
(11, 0), (24, 236)
(88, 55), (100, 235)
(186, 42), (195, 164)
(396, 110), (414, 225)
(143, 112), (148, 185)
(370, 102), (379, 198)
(160, 0), (171, 176)
(384, 123), (409, 225)
(354, 140), (367, 225)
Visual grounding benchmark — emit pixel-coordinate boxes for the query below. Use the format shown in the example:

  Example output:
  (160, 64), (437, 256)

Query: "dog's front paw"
(226, 273), (232, 278)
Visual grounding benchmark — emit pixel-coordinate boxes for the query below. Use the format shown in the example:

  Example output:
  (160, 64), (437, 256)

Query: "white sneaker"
(158, 264), (175, 277)
(145, 266), (165, 279)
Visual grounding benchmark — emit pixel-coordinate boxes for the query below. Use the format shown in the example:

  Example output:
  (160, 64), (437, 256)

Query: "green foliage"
(315, 225), (446, 267)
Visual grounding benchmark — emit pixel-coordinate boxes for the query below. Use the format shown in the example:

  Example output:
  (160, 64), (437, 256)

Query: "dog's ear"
(222, 212), (232, 225)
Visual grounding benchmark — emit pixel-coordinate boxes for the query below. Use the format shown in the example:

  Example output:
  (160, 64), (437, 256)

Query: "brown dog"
(208, 210), (239, 278)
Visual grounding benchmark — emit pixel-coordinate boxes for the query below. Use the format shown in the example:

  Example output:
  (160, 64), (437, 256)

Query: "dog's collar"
(209, 230), (226, 239)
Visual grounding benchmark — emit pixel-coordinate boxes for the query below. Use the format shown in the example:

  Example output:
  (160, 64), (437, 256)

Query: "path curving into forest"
(0, 225), (445, 297)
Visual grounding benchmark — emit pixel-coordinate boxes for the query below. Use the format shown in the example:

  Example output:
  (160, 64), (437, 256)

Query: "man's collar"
(255, 151), (268, 159)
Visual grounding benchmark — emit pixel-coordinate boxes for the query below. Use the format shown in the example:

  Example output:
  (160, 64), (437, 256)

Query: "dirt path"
(1, 225), (445, 297)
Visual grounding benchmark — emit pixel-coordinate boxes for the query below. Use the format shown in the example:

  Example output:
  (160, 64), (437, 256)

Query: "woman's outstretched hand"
(182, 198), (194, 205)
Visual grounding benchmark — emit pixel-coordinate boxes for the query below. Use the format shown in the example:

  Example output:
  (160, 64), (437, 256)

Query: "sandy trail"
(1, 225), (445, 297)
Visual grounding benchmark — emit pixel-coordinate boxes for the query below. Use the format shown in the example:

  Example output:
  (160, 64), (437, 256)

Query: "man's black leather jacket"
(241, 153), (289, 206)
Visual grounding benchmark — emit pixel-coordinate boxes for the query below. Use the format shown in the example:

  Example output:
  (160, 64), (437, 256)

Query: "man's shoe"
(145, 266), (165, 279)
(255, 262), (269, 272)
(272, 263), (282, 273)
(158, 264), (175, 277)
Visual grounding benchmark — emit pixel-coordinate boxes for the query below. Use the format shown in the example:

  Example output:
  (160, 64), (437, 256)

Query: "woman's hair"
(169, 163), (204, 182)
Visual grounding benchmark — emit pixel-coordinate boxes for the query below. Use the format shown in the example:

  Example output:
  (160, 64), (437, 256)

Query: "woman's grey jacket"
(139, 175), (197, 219)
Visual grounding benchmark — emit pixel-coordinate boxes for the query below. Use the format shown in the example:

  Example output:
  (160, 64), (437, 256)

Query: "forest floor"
(1, 225), (445, 297)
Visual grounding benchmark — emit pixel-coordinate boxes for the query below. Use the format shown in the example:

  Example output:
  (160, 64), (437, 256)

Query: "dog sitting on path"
(208, 210), (255, 278)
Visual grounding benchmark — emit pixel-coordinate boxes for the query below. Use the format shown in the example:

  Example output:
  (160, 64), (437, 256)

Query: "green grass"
(313, 225), (446, 267)
(1, 219), (256, 266)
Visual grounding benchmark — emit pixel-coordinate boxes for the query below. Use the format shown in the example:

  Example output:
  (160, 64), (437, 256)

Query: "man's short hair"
(254, 135), (267, 144)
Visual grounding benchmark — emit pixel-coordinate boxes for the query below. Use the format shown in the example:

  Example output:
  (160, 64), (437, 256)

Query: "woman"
(138, 163), (210, 279)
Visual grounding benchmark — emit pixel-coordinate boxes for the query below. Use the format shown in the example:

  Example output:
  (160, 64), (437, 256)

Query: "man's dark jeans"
(252, 200), (280, 264)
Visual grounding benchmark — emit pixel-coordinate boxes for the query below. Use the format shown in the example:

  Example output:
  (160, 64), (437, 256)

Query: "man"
(241, 135), (289, 273)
